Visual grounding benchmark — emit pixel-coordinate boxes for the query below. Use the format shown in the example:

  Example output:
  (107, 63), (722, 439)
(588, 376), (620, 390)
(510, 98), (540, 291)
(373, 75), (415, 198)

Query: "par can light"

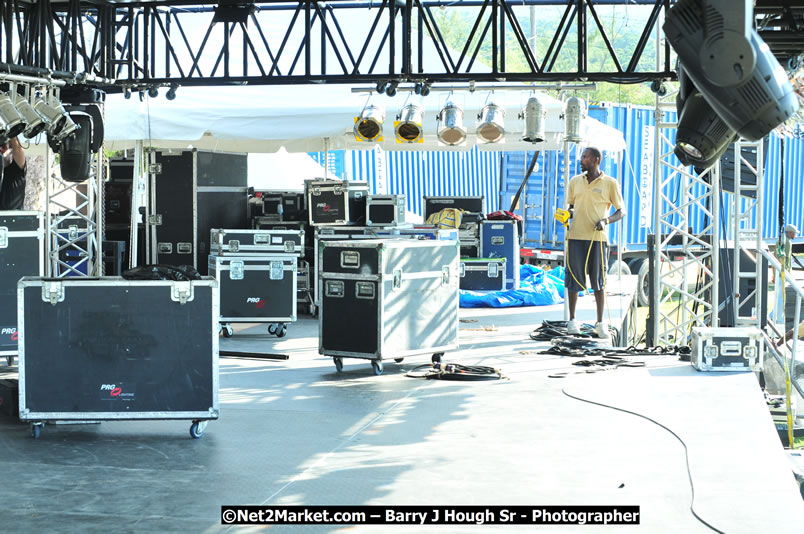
(521, 96), (546, 144)
(437, 102), (466, 146)
(354, 104), (385, 142)
(0, 92), (27, 139)
(476, 102), (505, 143)
(395, 104), (424, 143)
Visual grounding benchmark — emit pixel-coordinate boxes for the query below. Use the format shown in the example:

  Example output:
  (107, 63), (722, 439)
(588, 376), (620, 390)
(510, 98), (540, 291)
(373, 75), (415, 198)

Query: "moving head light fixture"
(663, 0), (798, 141)
(673, 64), (737, 169)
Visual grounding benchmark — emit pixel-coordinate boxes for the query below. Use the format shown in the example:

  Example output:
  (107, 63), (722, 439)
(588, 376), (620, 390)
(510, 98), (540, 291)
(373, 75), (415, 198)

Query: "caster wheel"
(371, 360), (384, 376)
(268, 323), (278, 335)
(189, 420), (208, 439)
(333, 357), (343, 373)
(222, 324), (233, 338)
(432, 353), (443, 364)
(394, 358), (404, 363)
(276, 324), (287, 338)
(30, 423), (43, 439)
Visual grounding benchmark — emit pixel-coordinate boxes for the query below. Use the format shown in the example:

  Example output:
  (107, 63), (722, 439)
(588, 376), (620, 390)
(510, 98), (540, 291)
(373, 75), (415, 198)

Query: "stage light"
(521, 96), (546, 143)
(354, 104), (385, 142)
(33, 95), (79, 141)
(148, 86), (159, 98)
(58, 111), (93, 183)
(663, 0), (798, 140)
(0, 92), (27, 139)
(14, 94), (47, 139)
(674, 91), (736, 169)
(394, 104), (424, 143)
(476, 102), (505, 143)
(436, 101), (466, 146)
(564, 97), (585, 142)
(166, 84), (178, 100)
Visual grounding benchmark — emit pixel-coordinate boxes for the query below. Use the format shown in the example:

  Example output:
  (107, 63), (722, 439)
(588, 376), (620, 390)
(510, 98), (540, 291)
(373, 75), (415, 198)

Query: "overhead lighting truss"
(0, 0), (679, 92)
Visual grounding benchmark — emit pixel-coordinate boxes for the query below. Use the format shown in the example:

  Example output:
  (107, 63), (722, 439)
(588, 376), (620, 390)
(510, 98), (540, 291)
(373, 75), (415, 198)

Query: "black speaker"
(715, 247), (768, 328)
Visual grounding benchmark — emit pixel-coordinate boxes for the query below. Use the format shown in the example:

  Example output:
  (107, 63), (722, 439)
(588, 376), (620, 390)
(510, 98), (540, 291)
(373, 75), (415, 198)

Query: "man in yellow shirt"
(564, 147), (625, 339)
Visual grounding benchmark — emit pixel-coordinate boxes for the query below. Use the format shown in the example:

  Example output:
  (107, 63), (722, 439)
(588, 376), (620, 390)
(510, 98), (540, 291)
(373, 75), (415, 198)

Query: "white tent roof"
(103, 84), (626, 154)
(247, 147), (326, 190)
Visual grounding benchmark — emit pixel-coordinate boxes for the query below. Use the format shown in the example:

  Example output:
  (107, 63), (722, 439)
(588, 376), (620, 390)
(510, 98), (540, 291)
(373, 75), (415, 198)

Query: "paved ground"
(1, 275), (802, 533)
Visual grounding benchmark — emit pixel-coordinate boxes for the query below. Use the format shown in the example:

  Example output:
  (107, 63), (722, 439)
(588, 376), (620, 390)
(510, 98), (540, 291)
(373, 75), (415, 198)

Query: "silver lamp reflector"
(564, 97), (585, 142)
(395, 104), (424, 143)
(437, 102), (466, 146)
(476, 103), (505, 143)
(521, 96), (546, 143)
(354, 104), (385, 142)
(0, 92), (27, 139)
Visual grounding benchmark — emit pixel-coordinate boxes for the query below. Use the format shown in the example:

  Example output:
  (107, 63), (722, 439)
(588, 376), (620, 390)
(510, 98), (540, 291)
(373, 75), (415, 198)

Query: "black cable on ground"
(406, 362), (506, 381)
(562, 388), (725, 534)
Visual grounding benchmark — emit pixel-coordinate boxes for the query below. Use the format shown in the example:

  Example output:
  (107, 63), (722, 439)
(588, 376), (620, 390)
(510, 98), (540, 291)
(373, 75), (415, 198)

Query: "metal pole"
(563, 138), (570, 321)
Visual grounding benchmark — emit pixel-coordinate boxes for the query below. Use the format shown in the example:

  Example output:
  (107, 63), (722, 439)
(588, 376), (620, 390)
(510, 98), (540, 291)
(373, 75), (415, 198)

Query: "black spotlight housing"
(420, 83), (431, 97)
(166, 84), (178, 100)
(58, 111), (93, 183)
(663, 0), (798, 140)
(376, 81), (388, 94)
(148, 86), (159, 98)
(385, 81), (399, 97)
(674, 91), (737, 169)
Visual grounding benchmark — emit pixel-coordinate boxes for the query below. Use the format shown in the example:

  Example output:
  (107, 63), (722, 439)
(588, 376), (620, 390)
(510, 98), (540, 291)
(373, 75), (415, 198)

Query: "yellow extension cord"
(564, 226), (612, 331)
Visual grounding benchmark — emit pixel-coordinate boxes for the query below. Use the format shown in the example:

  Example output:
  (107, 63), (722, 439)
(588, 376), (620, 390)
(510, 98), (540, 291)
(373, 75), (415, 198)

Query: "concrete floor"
(1, 275), (803, 533)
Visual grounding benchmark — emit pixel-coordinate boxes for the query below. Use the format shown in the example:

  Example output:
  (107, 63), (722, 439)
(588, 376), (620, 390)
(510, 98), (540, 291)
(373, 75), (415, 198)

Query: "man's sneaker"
(566, 320), (581, 335)
(595, 322), (609, 339)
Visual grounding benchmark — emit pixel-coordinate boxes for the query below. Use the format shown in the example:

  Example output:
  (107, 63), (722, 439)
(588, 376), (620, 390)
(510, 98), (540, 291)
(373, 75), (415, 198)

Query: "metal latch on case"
(158, 242), (173, 254)
(171, 281), (194, 304)
(393, 269), (402, 289)
(230, 261), (244, 280)
(270, 260), (283, 280)
(177, 242), (193, 254)
(442, 266), (452, 285)
(41, 281), (65, 305)
(488, 262), (500, 277)
(0, 226), (7, 249)
(227, 240), (240, 252)
(148, 214), (163, 225)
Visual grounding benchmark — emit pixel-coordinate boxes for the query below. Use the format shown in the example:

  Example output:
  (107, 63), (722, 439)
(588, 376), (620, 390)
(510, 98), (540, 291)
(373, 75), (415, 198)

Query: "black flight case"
(0, 211), (44, 366)
(319, 238), (460, 375)
(17, 276), (219, 439)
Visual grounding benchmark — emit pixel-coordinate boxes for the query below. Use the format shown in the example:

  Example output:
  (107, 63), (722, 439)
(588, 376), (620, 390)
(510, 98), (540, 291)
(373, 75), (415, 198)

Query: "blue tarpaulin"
(459, 264), (565, 308)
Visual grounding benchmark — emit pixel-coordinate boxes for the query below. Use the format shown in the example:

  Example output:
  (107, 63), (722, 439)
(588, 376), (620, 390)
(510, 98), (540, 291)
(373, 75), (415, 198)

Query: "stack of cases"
(151, 150), (249, 275)
(480, 220), (520, 290)
(208, 228), (304, 337)
(319, 239), (460, 375)
(0, 212), (44, 365)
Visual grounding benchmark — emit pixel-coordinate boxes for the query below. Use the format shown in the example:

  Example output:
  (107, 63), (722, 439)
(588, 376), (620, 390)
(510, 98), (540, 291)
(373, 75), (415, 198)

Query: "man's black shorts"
(564, 239), (608, 292)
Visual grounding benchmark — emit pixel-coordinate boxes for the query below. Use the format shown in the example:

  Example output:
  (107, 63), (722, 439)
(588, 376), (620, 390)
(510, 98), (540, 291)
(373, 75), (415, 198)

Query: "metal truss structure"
(45, 149), (104, 277)
(0, 0), (680, 92)
(649, 88), (721, 346)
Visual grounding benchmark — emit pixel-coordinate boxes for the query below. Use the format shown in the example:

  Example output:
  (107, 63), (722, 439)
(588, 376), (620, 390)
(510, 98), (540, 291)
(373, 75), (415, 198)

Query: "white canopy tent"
(102, 84), (626, 154)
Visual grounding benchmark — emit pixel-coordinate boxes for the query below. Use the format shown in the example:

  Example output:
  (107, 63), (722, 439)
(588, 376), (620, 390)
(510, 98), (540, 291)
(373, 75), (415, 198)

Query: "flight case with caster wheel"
(0, 211), (44, 365)
(319, 239), (459, 375)
(17, 276), (219, 439)
(208, 254), (296, 337)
